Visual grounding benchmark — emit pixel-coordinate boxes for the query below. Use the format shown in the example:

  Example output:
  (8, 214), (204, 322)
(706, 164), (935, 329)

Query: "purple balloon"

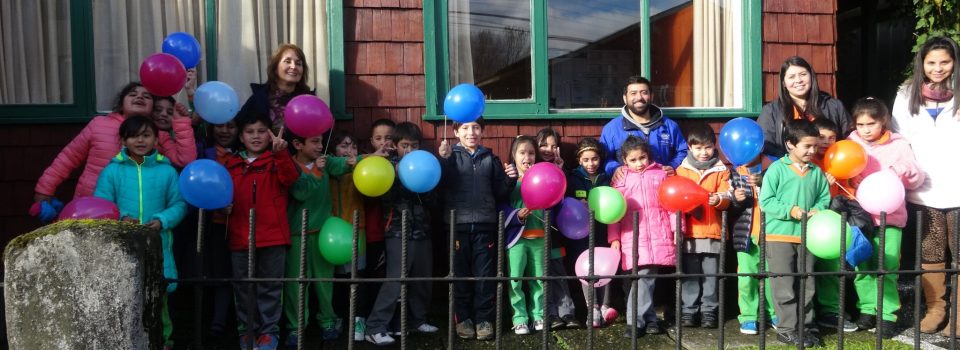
(59, 196), (120, 221)
(557, 197), (590, 240)
(285, 95), (333, 138)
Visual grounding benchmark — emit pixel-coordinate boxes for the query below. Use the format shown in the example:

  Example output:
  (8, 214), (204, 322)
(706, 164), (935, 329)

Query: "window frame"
(0, 0), (349, 124)
(423, 0), (763, 120)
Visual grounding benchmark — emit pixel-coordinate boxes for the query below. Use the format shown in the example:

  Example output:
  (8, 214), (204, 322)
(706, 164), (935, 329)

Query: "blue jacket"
(599, 105), (688, 175)
(94, 149), (186, 231)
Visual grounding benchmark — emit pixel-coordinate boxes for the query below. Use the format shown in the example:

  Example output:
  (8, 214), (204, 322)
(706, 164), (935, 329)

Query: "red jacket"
(226, 149), (300, 251)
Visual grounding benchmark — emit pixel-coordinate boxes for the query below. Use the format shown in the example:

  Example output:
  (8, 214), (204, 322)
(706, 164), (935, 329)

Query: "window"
(0, 0), (348, 123)
(425, 0), (762, 119)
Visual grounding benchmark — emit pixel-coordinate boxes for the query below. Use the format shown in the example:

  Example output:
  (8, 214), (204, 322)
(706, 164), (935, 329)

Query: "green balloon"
(805, 209), (854, 260)
(319, 217), (365, 265)
(587, 186), (627, 224)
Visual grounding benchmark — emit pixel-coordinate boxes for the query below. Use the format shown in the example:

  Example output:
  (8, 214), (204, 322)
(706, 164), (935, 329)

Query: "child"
(729, 154), (778, 334)
(152, 95), (198, 168)
(811, 118), (854, 198)
(224, 111), (299, 350)
(358, 118), (395, 332)
(565, 138), (616, 328)
(282, 129), (355, 345)
(536, 128), (580, 329)
(438, 117), (518, 341)
(365, 122), (439, 345)
(93, 116), (186, 350)
(846, 97), (925, 338)
(608, 135), (675, 335)
(758, 119), (831, 347)
(675, 124), (731, 329)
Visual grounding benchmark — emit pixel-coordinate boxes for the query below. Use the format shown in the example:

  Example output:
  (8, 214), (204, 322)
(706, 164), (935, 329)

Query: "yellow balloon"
(353, 156), (395, 197)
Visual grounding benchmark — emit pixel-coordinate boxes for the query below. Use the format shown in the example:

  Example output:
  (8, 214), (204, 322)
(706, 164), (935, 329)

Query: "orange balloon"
(822, 140), (867, 180)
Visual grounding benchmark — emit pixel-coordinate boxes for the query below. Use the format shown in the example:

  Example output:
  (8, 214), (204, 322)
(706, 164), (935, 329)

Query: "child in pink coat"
(608, 135), (676, 335)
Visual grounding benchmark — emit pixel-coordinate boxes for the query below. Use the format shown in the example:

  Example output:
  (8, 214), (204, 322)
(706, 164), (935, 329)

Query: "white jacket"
(892, 88), (960, 209)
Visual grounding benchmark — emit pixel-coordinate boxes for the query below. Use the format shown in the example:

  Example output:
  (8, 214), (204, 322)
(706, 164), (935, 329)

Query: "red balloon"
(658, 176), (709, 213)
(139, 53), (187, 97)
(520, 163), (567, 210)
(58, 196), (120, 221)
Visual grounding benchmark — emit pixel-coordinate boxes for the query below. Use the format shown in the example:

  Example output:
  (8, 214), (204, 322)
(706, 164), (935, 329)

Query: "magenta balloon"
(139, 53), (187, 97)
(575, 247), (621, 287)
(285, 95), (333, 138)
(557, 197), (589, 239)
(856, 169), (905, 216)
(59, 196), (120, 221)
(520, 163), (567, 210)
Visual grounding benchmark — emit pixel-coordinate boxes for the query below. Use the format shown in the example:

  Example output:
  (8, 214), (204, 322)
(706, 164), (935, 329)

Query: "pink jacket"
(847, 131), (925, 228)
(608, 163), (677, 270)
(157, 117), (197, 168)
(36, 113), (196, 199)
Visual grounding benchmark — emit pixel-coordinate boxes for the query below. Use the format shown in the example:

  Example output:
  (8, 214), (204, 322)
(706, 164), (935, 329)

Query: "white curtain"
(0, 0), (72, 104)
(447, 0), (474, 85)
(693, 0), (740, 107)
(217, 0), (330, 104)
(92, 0), (207, 110)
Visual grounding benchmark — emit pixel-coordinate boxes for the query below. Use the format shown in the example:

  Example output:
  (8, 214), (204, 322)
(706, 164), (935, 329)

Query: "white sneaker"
(533, 319), (545, 331)
(365, 332), (396, 346)
(353, 317), (366, 342)
(514, 323), (531, 335)
(416, 323), (440, 333)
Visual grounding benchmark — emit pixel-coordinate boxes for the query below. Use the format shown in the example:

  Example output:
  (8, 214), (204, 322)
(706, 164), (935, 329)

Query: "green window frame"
(423, 0), (763, 120)
(0, 0), (349, 124)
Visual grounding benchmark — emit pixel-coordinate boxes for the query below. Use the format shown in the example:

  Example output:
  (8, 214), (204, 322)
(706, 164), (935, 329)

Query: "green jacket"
(288, 155), (352, 235)
(758, 157), (830, 243)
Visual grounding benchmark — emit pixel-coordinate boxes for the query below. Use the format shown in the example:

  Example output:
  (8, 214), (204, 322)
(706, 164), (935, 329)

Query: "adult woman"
(240, 44), (314, 132)
(892, 36), (960, 337)
(35, 82), (154, 202)
(758, 56), (851, 160)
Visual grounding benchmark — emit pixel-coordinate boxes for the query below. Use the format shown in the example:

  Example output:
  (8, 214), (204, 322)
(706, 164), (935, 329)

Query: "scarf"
(922, 82), (954, 103)
(685, 151), (720, 170)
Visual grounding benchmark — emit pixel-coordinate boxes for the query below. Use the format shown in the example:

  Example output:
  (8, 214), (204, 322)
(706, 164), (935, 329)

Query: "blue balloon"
(161, 32), (202, 69)
(397, 150), (441, 193)
(718, 117), (765, 166)
(443, 84), (485, 123)
(179, 159), (233, 209)
(195, 81), (240, 124)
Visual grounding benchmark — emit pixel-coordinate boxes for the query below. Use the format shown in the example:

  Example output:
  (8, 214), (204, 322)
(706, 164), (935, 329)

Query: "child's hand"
(611, 166), (625, 185)
(504, 163), (518, 178)
(122, 216), (140, 225)
(707, 193), (720, 206)
(438, 139), (452, 159)
(144, 219), (162, 231)
(662, 165), (676, 176)
(552, 145), (564, 167)
(790, 206), (805, 220)
(221, 204), (233, 216)
(346, 155), (358, 167)
(174, 103), (190, 119)
(733, 188), (747, 202)
(270, 127), (287, 153)
(315, 155), (327, 169)
(373, 142), (395, 157)
(610, 240), (621, 251)
(825, 173), (837, 185)
(518, 208), (530, 221)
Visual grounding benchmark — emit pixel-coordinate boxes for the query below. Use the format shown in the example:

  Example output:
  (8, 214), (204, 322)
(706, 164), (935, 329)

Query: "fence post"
(838, 211), (848, 349)
(674, 210), (683, 350)
(586, 209), (596, 350)
(194, 208), (205, 350)
(347, 209), (360, 350)
(914, 210), (923, 349)
(758, 211), (767, 350)
(718, 211), (727, 349)
(496, 211), (505, 350)
(798, 212), (808, 350)
(447, 210), (456, 350)
(400, 209), (409, 350)
(876, 212), (886, 349)
(542, 210), (551, 350)
(296, 209), (308, 350)
(244, 180), (257, 350)
(630, 210), (639, 350)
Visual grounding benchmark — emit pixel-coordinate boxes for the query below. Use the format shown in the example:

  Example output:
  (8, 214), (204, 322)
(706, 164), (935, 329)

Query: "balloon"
(587, 186), (627, 224)
(718, 117), (765, 165)
(823, 140), (867, 180)
(161, 32), (202, 69)
(520, 163), (567, 210)
(319, 217), (356, 265)
(443, 84), (485, 123)
(285, 95), (334, 138)
(856, 169), (905, 216)
(139, 53), (187, 97)
(178, 159), (234, 209)
(354, 156), (395, 197)
(658, 176), (709, 213)
(397, 150), (441, 193)
(575, 247), (621, 287)
(59, 196), (120, 221)
(194, 81), (240, 124)
(557, 197), (590, 240)
(805, 209), (854, 260)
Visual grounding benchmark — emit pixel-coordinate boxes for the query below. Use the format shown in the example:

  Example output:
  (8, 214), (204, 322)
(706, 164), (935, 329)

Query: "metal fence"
(171, 207), (960, 350)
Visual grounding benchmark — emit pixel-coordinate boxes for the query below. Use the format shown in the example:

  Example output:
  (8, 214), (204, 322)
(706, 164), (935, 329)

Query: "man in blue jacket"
(599, 75), (688, 175)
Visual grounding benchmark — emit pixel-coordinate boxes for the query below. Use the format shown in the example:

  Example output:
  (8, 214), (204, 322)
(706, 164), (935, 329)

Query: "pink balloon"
(520, 163), (567, 210)
(856, 169), (905, 216)
(285, 95), (333, 138)
(139, 53), (187, 97)
(575, 247), (621, 287)
(58, 196), (120, 221)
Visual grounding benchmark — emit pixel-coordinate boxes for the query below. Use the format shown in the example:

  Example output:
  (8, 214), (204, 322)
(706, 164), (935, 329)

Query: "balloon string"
(323, 116), (336, 156)
(443, 116), (448, 142)
(837, 183), (856, 200)
(527, 211), (560, 233)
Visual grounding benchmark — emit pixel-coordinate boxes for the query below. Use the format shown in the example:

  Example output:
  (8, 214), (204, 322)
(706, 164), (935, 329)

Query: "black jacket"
(757, 92), (851, 158)
(240, 83), (314, 117)
(440, 145), (516, 225)
(381, 155), (435, 240)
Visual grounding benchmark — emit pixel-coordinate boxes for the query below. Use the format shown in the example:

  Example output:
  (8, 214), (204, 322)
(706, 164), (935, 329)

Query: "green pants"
(814, 257), (841, 315)
(737, 242), (776, 323)
(853, 226), (902, 321)
(162, 294), (171, 346)
(508, 237), (545, 325)
(283, 233), (337, 331)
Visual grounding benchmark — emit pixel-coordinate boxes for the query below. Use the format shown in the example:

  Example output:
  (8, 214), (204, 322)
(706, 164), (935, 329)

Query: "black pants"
(453, 223), (496, 324)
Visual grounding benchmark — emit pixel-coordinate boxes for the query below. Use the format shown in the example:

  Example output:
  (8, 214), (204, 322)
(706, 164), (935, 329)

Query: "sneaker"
(365, 332), (396, 346)
(592, 309), (604, 328)
(353, 317), (366, 342)
(456, 319), (476, 339)
(562, 314), (583, 329)
(256, 334), (279, 350)
(533, 319), (546, 331)
(700, 312), (718, 328)
(740, 321), (759, 335)
(817, 313), (858, 332)
(645, 320), (663, 334)
(416, 323), (440, 333)
(877, 320), (899, 339)
(680, 313), (697, 327)
(283, 331), (299, 347)
(476, 321), (494, 340)
(514, 323), (531, 335)
(776, 330), (822, 347)
(857, 313), (877, 330)
(770, 316), (779, 330)
(549, 315), (566, 330)
(601, 306), (618, 325)
(322, 325), (341, 341)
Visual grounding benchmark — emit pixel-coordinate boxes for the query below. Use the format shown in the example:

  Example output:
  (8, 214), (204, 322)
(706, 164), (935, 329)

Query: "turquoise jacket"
(94, 149), (187, 230)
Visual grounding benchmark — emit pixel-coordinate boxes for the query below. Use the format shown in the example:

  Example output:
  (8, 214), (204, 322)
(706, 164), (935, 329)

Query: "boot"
(920, 263), (947, 334)
(943, 274), (960, 337)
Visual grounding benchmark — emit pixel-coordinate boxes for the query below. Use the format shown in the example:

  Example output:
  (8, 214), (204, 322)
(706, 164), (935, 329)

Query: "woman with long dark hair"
(240, 43), (314, 132)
